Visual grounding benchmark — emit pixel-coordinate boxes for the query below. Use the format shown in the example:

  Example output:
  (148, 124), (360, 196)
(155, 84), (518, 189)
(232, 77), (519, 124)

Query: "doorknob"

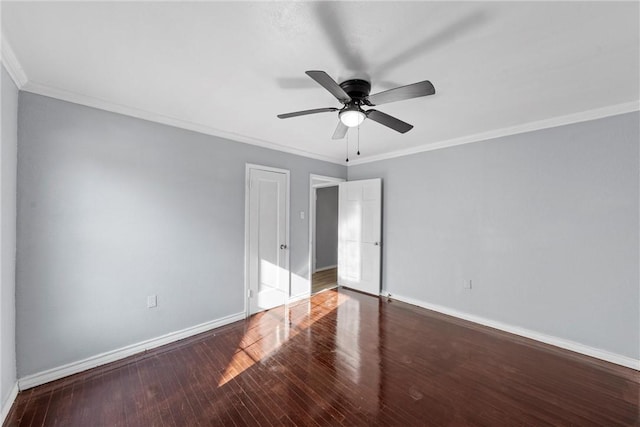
(374, 242), (380, 246)
(280, 244), (288, 250)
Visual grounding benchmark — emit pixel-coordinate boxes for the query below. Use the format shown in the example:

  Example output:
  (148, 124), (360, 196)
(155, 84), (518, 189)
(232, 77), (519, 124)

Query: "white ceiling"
(2, 1), (639, 164)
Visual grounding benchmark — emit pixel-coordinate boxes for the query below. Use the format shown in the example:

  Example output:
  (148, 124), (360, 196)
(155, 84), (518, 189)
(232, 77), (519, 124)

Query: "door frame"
(244, 163), (291, 317)
(308, 174), (345, 294)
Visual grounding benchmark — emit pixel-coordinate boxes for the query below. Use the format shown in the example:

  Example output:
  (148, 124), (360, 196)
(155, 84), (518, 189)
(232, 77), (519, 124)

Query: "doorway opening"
(309, 174), (344, 294)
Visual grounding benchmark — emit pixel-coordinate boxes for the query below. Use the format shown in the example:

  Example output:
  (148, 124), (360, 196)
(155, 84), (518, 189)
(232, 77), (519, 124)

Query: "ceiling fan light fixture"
(278, 71), (435, 136)
(339, 109), (366, 127)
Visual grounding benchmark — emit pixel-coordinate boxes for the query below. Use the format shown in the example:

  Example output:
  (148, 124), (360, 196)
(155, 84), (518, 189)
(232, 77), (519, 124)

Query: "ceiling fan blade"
(277, 107), (339, 119)
(306, 71), (352, 104)
(366, 110), (413, 134)
(332, 121), (348, 140)
(366, 80), (435, 106)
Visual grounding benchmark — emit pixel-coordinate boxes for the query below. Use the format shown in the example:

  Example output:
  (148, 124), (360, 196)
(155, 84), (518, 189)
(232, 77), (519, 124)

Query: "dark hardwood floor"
(311, 268), (337, 294)
(4, 288), (639, 426)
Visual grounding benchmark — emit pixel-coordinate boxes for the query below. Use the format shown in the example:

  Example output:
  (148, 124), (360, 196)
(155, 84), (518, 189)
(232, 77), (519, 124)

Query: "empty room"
(1, 1), (638, 426)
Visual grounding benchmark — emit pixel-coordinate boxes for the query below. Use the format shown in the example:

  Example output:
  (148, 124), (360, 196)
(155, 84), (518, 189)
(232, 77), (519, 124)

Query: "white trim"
(13, 77), (638, 168)
(387, 292), (640, 371)
(314, 264), (337, 273)
(20, 81), (343, 165)
(316, 284), (339, 294)
(244, 164), (291, 316)
(0, 382), (19, 425)
(244, 166), (251, 318)
(308, 174), (344, 291)
(288, 292), (311, 304)
(313, 182), (342, 189)
(309, 174), (345, 185)
(349, 101), (640, 166)
(0, 36), (28, 88)
(18, 311), (245, 390)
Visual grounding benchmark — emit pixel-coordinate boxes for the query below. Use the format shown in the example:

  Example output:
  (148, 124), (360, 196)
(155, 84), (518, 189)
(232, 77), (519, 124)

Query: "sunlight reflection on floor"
(217, 292), (352, 387)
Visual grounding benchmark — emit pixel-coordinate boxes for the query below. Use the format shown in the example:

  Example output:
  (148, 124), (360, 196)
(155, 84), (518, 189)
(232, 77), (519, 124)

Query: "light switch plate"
(147, 295), (157, 308)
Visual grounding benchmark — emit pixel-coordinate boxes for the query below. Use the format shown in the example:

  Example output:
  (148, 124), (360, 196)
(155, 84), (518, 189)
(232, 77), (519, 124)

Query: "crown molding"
(20, 80), (345, 165)
(349, 101), (640, 166)
(0, 35), (28, 89)
(11, 57), (638, 168)
(2, 35), (343, 165)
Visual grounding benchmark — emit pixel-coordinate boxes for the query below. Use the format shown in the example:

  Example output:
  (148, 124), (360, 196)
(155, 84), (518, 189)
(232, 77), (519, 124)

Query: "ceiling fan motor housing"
(339, 79), (371, 102)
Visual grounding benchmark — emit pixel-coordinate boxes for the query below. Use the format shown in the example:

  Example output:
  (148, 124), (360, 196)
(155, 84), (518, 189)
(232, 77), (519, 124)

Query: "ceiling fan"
(277, 70), (435, 139)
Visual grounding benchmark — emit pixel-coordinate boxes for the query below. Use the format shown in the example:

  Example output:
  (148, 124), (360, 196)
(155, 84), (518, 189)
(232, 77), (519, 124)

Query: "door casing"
(244, 164), (290, 316)
(308, 174), (345, 295)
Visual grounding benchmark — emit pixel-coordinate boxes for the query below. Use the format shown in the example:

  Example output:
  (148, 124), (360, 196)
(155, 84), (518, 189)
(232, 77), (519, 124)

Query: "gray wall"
(349, 112), (639, 360)
(315, 186), (338, 269)
(16, 92), (346, 377)
(1, 65), (18, 406)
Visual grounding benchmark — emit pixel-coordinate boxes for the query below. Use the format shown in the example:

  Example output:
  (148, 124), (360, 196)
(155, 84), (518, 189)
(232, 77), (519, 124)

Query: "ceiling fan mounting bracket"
(338, 79), (371, 101)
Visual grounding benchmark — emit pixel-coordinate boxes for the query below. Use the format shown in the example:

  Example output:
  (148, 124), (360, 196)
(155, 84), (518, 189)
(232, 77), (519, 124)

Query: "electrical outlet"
(464, 280), (472, 290)
(147, 295), (157, 308)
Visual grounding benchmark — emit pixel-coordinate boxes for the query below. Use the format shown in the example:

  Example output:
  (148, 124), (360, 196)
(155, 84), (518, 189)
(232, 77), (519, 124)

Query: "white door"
(248, 168), (289, 314)
(338, 179), (382, 295)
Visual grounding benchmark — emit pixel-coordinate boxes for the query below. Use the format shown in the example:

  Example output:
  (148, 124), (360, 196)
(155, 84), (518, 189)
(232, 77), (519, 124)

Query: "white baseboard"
(288, 292), (311, 304)
(387, 293), (640, 371)
(18, 311), (245, 390)
(1, 382), (19, 425)
(314, 264), (337, 273)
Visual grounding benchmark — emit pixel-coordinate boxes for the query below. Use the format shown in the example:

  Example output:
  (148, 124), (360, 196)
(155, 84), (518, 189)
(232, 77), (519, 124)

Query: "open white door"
(248, 167), (289, 314)
(338, 179), (382, 295)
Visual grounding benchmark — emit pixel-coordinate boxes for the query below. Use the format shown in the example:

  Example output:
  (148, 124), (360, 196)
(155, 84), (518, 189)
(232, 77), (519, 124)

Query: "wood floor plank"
(311, 268), (337, 294)
(186, 342), (229, 426)
(46, 383), (75, 427)
(23, 388), (51, 427)
(4, 288), (639, 426)
(4, 388), (33, 427)
(135, 356), (177, 427)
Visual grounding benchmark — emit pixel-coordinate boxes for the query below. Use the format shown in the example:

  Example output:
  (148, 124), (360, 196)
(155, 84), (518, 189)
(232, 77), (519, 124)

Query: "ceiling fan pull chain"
(346, 129), (349, 163)
(357, 124), (361, 156)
